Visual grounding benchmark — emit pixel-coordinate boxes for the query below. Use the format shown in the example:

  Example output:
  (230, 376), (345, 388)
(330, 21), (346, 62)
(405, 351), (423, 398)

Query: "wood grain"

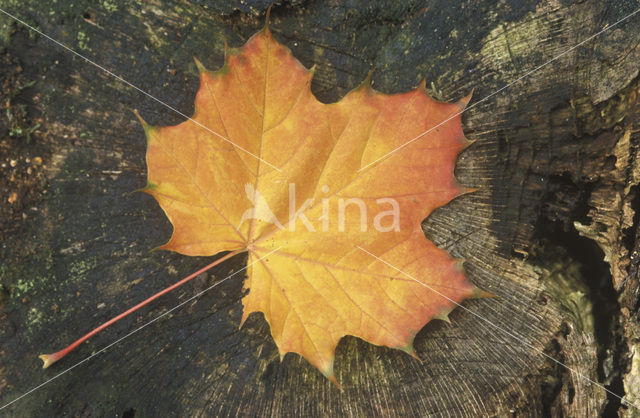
(1, 0), (639, 415)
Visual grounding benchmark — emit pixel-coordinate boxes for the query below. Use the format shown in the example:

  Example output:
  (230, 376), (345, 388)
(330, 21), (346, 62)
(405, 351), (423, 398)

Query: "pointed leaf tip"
(127, 188), (146, 197)
(193, 56), (207, 73)
(402, 344), (423, 361)
(355, 69), (374, 92)
(239, 311), (249, 329)
(320, 361), (343, 389)
(433, 311), (452, 324)
(130, 182), (157, 196)
(222, 36), (229, 56)
(133, 109), (155, 135)
(132, 109), (146, 126)
(150, 242), (171, 253)
(462, 187), (480, 196)
(457, 89), (474, 109)
(264, 4), (273, 34)
(471, 286), (496, 299)
(326, 372), (343, 391)
(364, 69), (374, 87)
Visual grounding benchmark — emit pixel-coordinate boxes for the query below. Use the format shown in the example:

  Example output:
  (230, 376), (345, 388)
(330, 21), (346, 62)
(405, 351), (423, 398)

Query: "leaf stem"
(39, 249), (244, 368)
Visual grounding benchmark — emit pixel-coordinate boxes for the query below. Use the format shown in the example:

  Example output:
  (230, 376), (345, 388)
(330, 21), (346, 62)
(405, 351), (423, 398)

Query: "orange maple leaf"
(140, 24), (481, 383)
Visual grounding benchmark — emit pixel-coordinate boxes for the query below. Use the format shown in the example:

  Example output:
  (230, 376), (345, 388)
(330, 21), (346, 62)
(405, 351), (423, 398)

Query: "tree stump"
(1, 0), (639, 415)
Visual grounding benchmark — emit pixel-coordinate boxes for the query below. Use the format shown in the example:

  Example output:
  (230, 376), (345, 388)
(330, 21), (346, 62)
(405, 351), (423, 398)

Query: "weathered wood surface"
(1, 0), (639, 416)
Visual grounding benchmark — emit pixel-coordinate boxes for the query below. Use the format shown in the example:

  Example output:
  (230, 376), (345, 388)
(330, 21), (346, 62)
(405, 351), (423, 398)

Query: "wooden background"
(1, 0), (639, 415)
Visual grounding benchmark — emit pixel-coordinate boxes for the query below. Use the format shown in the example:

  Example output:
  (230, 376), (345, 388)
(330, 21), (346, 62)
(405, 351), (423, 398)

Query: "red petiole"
(39, 249), (244, 368)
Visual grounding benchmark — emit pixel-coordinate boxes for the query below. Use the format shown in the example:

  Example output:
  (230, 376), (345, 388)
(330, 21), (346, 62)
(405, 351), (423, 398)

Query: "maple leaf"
(139, 23), (481, 383)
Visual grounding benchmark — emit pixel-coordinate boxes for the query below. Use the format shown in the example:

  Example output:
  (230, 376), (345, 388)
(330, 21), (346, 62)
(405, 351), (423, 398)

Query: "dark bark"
(1, 0), (639, 416)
